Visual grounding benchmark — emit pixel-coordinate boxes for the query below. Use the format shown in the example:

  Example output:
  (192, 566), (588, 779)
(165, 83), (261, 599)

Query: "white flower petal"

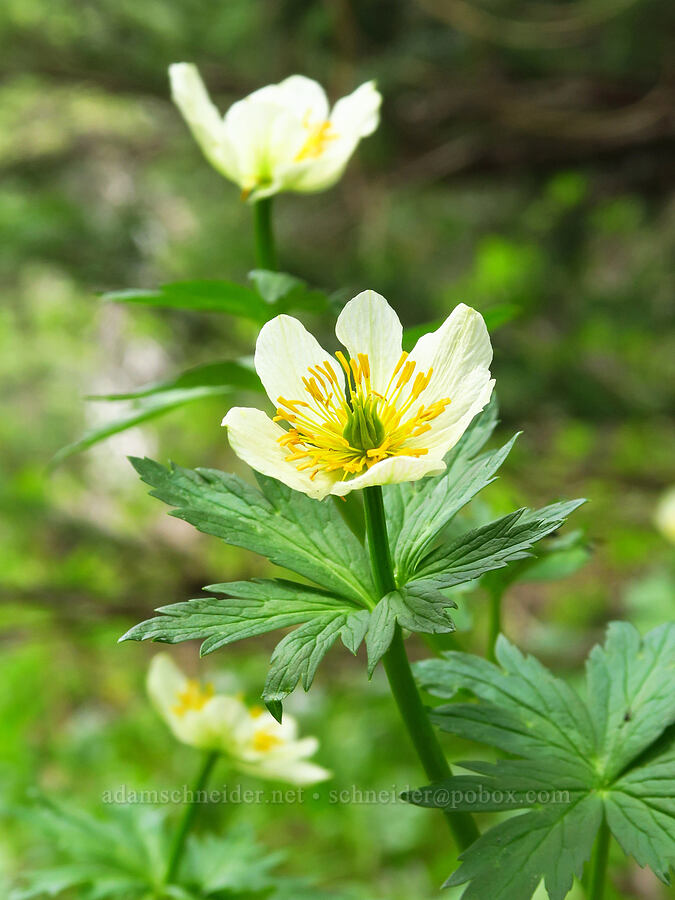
(254, 314), (340, 409)
(411, 376), (495, 456)
(330, 80), (382, 139)
(169, 63), (237, 180)
(223, 407), (337, 500)
(335, 290), (403, 395)
(330, 454), (446, 496)
(408, 303), (492, 406)
(402, 303), (494, 455)
(275, 75), (329, 122)
(222, 98), (300, 193)
(147, 653), (187, 723)
(239, 758), (331, 786)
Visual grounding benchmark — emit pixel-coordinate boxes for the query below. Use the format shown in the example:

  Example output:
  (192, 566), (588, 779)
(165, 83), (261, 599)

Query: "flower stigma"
(274, 351), (451, 481)
(172, 679), (214, 717)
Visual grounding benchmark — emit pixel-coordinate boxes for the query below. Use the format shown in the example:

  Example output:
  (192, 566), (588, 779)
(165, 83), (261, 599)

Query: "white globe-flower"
(654, 486), (675, 544)
(223, 291), (494, 500)
(169, 64), (381, 202)
(147, 654), (330, 786)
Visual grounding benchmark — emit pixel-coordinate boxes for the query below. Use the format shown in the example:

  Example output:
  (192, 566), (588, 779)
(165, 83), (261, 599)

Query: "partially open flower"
(169, 65), (381, 202)
(147, 654), (330, 785)
(223, 291), (494, 500)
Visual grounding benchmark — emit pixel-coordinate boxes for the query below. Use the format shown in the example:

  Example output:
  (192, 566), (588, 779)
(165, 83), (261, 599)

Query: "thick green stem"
(587, 818), (610, 900)
(362, 486), (480, 851)
(486, 583), (503, 662)
(165, 750), (219, 884)
(253, 197), (277, 270)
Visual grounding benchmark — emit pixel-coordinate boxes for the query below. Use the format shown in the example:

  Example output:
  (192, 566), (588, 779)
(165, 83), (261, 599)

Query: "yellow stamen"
(295, 115), (339, 162)
(172, 679), (214, 717)
(274, 349), (451, 483)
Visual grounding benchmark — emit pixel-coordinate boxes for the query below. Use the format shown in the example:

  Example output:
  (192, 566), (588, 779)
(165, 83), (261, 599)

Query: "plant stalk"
(165, 750), (219, 884)
(587, 818), (610, 900)
(253, 197), (277, 270)
(362, 485), (480, 851)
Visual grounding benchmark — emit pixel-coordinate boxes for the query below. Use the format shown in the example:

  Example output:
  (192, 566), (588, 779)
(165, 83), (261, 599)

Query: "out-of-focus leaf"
(249, 269), (330, 314)
(103, 280), (269, 321)
(104, 272), (331, 324)
(87, 359), (261, 401)
(50, 386), (230, 467)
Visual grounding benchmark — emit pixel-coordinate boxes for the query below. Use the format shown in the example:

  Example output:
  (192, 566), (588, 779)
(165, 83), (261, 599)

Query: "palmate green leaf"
(604, 727), (675, 882)
(585, 621), (675, 781)
(408, 623), (675, 899)
(365, 584), (457, 675)
(128, 458), (375, 606)
(50, 386), (230, 466)
(120, 579), (367, 682)
(263, 610), (369, 704)
(443, 797), (603, 900)
(405, 499), (585, 593)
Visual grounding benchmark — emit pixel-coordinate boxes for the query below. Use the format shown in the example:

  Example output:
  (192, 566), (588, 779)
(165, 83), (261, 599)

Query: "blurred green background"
(1, 0), (674, 897)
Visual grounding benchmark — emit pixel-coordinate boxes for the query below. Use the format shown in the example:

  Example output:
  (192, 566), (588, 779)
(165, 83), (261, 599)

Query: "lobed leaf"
(129, 458), (375, 606)
(410, 623), (675, 898)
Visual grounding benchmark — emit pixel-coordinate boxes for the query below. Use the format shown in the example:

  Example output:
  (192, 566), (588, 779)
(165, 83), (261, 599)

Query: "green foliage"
(104, 271), (331, 324)
(407, 622), (675, 899)
(122, 404), (582, 709)
(12, 798), (339, 899)
(128, 458), (376, 605)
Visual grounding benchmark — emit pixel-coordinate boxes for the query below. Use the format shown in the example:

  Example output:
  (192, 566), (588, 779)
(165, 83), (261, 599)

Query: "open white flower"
(147, 654), (330, 785)
(223, 291), (494, 500)
(169, 64), (381, 202)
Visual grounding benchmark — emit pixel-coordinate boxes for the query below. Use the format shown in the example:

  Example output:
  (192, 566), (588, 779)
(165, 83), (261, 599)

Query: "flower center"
(295, 115), (338, 161)
(274, 350), (450, 482)
(252, 730), (284, 752)
(172, 679), (214, 717)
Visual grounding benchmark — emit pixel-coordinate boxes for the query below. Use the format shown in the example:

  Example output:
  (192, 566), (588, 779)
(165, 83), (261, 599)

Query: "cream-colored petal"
(146, 653), (187, 723)
(275, 75), (329, 122)
(330, 455), (446, 496)
(239, 758), (331, 786)
(330, 80), (381, 138)
(169, 63), (237, 180)
(223, 407), (337, 501)
(407, 303), (493, 407)
(409, 376), (495, 456)
(254, 314), (341, 410)
(222, 98), (300, 192)
(403, 304), (494, 456)
(335, 290), (403, 395)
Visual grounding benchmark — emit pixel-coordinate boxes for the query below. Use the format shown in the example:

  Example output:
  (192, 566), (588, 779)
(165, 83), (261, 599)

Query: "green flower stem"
(486, 582), (504, 662)
(253, 197), (277, 270)
(587, 818), (610, 900)
(165, 749), (219, 884)
(362, 485), (480, 851)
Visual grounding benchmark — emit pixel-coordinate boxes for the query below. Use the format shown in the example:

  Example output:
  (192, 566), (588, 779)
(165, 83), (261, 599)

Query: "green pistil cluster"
(343, 395), (385, 451)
